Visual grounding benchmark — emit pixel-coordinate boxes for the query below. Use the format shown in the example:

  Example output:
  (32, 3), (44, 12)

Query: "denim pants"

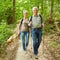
(32, 28), (42, 55)
(20, 31), (29, 51)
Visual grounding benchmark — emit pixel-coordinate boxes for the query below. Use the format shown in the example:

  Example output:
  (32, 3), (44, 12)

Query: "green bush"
(0, 25), (13, 43)
(44, 24), (52, 34)
(0, 24), (14, 55)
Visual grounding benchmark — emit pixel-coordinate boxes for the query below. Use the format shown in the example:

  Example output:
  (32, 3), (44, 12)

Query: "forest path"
(14, 36), (54, 60)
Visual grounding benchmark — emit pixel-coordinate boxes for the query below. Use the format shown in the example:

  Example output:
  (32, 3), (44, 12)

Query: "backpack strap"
(29, 16), (32, 22)
(39, 14), (43, 24)
(20, 19), (23, 25)
(30, 14), (43, 24)
(19, 19), (23, 28)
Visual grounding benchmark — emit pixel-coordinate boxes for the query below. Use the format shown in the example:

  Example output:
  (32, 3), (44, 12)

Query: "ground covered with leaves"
(44, 33), (60, 60)
(0, 24), (16, 58)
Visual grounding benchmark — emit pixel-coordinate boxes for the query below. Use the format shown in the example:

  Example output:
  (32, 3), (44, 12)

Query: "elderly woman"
(19, 10), (30, 53)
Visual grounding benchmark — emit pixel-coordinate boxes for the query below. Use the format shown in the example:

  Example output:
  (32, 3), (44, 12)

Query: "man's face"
(33, 8), (38, 15)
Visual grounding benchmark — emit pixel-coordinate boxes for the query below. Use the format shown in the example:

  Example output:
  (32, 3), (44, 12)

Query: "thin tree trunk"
(50, 0), (54, 20)
(13, 0), (16, 23)
(58, 0), (60, 13)
(41, 0), (43, 15)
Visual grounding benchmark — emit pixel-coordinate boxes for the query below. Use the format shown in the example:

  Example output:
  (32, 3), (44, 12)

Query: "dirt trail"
(14, 37), (54, 60)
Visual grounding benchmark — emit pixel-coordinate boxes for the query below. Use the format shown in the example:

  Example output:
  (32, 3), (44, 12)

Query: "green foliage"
(0, 0), (12, 22)
(0, 0), (60, 58)
(0, 0), (60, 23)
(50, 42), (57, 47)
(0, 24), (15, 54)
(44, 24), (52, 33)
(0, 25), (13, 43)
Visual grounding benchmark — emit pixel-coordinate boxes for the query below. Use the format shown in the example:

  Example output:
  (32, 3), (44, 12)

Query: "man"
(29, 7), (44, 59)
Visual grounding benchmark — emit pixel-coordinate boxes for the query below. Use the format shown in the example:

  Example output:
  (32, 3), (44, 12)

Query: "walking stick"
(30, 29), (33, 58)
(42, 24), (44, 56)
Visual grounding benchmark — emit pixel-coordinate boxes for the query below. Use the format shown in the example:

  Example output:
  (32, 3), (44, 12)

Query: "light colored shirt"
(21, 19), (29, 32)
(32, 15), (42, 28)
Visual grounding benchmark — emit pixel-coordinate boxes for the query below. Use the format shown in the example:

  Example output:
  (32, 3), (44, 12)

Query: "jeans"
(20, 31), (29, 51)
(32, 28), (42, 55)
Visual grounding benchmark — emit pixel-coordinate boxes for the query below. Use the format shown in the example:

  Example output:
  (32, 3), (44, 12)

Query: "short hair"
(32, 7), (38, 11)
(23, 10), (28, 14)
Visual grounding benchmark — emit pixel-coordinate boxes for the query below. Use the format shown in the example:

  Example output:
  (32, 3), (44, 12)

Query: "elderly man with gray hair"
(29, 7), (44, 59)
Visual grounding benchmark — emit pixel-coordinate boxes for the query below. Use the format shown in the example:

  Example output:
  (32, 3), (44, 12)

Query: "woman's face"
(24, 12), (28, 18)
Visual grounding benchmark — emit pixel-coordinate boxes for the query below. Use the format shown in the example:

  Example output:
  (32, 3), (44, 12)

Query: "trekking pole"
(42, 24), (44, 56)
(30, 30), (33, 58)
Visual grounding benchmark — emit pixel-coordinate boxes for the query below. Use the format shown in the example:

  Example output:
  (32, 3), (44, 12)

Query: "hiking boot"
(23, 50), (27, 54)
(34, 55), (38, 59)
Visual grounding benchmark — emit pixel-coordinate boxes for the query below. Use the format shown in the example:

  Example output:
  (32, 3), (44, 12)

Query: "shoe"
(34, 55), (38, 59)
(23, 50), (27, 54)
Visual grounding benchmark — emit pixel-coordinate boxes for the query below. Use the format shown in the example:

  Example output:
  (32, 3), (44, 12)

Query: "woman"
(19, 10), (29, 53)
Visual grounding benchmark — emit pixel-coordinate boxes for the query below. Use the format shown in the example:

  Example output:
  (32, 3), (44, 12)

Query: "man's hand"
(28, 21), (32, 27)
(42, 23), (44, 28)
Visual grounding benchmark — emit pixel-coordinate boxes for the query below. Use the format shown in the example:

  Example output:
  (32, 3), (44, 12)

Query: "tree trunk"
(13, 0), (16, 23)
(41, 0), (43, 15)
(58, 0), (60, 13)
(50, 0), (54, 20)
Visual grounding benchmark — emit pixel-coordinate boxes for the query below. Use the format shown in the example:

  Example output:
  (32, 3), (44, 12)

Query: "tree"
(58, 0), (60, 16)
(50, 0), (54, 20)
(13, 0), (16, 23)
(41, 0), (43, 15)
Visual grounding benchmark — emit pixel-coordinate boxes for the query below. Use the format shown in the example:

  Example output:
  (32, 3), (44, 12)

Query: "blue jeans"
(20, 31), (29, 51)
(32, 28), (42, 55)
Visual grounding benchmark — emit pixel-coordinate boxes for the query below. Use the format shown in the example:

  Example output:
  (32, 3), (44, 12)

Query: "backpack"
(30, 14), (43, 28)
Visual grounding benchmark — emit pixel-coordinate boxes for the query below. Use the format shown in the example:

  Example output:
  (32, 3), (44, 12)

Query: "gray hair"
(32, 7), (38, 11)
